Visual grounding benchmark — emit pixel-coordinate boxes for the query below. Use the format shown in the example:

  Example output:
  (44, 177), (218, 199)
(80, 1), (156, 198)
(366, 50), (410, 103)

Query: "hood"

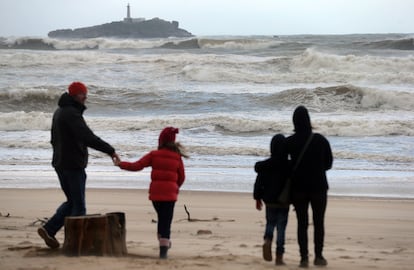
(270, 133), (286, 159)
(58, 92), (86, 112)
(293, 105), (312, 133)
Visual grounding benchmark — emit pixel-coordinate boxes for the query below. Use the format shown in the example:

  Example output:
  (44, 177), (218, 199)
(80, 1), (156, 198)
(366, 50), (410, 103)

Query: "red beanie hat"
(68, 82), (88, 96)
(159, 127), (179, 146)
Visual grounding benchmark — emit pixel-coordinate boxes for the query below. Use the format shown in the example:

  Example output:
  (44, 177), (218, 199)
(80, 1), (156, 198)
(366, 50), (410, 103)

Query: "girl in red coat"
(115, 127), (187, 259)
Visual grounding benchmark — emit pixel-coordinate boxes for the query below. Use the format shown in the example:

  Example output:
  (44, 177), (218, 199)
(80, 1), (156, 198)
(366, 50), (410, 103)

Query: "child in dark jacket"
(115, 127), (188, 259)
(254, 134), (291, 265)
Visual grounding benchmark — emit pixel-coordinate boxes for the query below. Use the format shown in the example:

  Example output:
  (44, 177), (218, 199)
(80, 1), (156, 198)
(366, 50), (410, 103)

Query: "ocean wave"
(0, 36), (285, 51)
(1, 84), (413, 115)
(1, 133), (412, 165)
(0, 86), (60, 112)
(263, 85), (414, 112)
(0, 37), (56, 50)
(290, 48), (414, 84)
(0, 111), (51, 131)
(359, 38), (414, 50)
(1, 110), (413, 137)
(178, 48), (414, 85)
(2, 41), (414, 87)
(334, 150), (414, 164)
(0, 36), (329, 52)
(159, 38), (200, 49)
(197, 37), (283, 50)
(0, 37), (161, 50)
(2, 34), (413, 51)
(0, 37), (99, 50)
(2, 35), (413, 52)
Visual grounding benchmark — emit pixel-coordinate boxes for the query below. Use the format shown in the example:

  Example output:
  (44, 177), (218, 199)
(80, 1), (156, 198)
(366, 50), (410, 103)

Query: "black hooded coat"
(286, 106), (333, 193)
(51, 93), (115, 169)
(253, 134), (291, 205)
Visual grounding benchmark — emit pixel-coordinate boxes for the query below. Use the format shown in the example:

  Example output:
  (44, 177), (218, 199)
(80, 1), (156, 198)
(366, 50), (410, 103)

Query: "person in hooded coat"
(286, 106), (333, 268)
(253, 134), (291, 265)
(38, 82), (120, 249)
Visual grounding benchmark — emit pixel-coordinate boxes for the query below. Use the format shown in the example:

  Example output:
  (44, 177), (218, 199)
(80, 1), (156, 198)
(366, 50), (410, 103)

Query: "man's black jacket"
(51, 93), (115, 169)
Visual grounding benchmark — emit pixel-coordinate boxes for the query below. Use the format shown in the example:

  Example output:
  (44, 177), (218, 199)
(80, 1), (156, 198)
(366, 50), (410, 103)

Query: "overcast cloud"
(0, 0), (413, 37)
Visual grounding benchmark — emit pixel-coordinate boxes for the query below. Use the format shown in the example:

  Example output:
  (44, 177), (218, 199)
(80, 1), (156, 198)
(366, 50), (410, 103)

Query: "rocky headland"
(48, 17), (193, 39)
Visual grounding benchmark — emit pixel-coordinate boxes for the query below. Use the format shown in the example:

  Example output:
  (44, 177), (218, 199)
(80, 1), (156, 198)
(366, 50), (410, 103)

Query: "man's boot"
(262, 238), (272, 261)
(276, 253), (285, 265)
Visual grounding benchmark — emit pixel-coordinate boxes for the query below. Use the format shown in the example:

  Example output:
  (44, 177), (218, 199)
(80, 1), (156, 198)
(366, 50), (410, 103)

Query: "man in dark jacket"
(254, 134), (291, 265)
(37, 82), (120, 249)
(286, 105), (333, 268)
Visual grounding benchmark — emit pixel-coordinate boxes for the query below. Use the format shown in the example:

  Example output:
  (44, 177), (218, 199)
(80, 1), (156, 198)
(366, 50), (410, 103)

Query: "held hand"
(111, 153), (121, 166)
(256, 200), (263, 211)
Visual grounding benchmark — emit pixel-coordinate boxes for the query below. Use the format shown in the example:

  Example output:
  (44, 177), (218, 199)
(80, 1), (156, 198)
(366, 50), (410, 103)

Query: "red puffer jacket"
(119, 148), (185, 201)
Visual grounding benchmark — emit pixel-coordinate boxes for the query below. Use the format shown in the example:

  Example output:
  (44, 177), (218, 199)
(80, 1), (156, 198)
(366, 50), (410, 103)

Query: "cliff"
(48, 18), (193, 39)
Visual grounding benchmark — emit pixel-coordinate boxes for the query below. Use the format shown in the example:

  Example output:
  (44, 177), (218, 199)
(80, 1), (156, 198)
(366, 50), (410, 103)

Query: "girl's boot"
(159, 238), (170, 259)
(159, 246), (168, 259)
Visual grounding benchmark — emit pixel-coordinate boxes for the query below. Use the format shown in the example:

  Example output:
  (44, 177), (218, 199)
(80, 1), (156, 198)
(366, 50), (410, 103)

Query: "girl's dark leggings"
(152, 201), (176, 239)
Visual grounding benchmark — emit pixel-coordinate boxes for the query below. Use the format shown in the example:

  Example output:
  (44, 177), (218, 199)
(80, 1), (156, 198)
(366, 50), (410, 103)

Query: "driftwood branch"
(184, 204), (191, 221)
(182, 205), (234, 222)
(0, 212), (10, 218)
(29, 218), (48, 227)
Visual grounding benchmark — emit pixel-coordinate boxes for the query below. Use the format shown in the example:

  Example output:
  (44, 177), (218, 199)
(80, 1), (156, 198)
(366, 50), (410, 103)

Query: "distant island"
(48, 4), (193, 39)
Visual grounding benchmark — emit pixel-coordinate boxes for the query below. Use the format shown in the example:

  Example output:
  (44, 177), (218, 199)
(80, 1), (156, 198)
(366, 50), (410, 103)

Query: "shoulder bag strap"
(292, 133), (314, 172)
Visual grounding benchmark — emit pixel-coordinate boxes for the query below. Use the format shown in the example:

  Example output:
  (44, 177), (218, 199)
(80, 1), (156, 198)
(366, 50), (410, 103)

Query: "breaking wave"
(260, 85), (414, 112)
(359, 37), (414, 50)
(2, 34), (413, 52)
(1, 108), (413, 137)
(1, 84), (412, 114)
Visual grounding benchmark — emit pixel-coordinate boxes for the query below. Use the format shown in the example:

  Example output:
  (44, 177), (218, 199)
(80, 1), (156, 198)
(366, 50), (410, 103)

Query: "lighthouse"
(124, 3), (132, 22)
(127, 4), (131, 19)
(123, 4), (145, 23)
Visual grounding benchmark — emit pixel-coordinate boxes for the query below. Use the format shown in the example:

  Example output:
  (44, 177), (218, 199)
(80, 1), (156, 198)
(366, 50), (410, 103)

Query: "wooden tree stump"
(62, 212), (127, 256)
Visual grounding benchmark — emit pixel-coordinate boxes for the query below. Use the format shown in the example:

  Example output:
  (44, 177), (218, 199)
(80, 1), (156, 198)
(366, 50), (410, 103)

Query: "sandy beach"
(0, 188), (413, 269)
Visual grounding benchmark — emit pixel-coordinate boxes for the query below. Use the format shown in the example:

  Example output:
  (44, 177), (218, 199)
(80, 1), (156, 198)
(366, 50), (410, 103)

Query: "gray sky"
(1, 0), (413, 37)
